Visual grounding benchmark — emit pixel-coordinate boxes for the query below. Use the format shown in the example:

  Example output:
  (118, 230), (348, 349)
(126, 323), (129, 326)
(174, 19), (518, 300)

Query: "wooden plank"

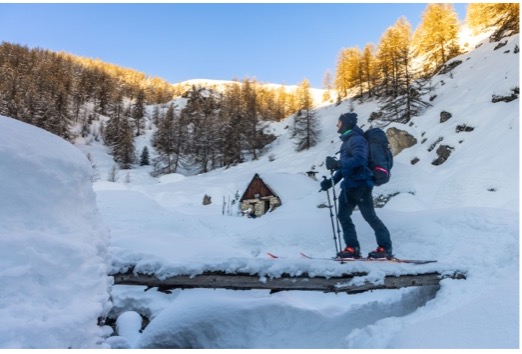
(113, 270), (466, 294)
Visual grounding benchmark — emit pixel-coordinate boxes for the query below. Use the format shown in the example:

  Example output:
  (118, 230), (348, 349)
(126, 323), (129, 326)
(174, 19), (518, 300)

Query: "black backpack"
(364, 128), (393, 186)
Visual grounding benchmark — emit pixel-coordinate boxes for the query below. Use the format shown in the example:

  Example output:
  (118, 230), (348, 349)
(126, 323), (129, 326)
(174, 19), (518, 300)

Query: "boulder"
(386, 127), (417, 156)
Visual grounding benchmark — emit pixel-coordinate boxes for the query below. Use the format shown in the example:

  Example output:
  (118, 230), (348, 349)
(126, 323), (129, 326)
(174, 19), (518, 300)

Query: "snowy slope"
(0, 31), (518, 349)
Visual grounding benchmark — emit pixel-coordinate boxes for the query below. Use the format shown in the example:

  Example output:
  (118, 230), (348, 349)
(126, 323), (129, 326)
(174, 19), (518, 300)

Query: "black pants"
(337, 187), (392, 251)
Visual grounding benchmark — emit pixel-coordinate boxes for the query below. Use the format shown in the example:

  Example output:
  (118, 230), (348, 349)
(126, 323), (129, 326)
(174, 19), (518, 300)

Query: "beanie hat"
(338, 112), (358, 134)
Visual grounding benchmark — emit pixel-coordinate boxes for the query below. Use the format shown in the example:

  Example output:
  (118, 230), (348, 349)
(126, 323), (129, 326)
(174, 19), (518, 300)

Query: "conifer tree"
(241, 79), (261, 160)
(466, 3), (519, 41)
(362, 43), (378, 98)
(140, 146), (150, 166)
(93, 69), (115, 116)
(377, 17), (413, 98)
(151, 104), (160, 125)
(103, 99), (136, 169)
(335, 48), (355, 99)
(103, 101), (122, 149)
(45, 91), (71, 140)
(378, 17), (432, 123)
(113, 116), (136, 169)
(182, 85), (221, 173)
(322, 70), (333, 102)
(132, 88), (146, 136)
(412, 4), (461, 72)
(152, 104), (186, 175)
(274, 85), (288, 121)
(292, 79), (320, 151)
(219, 82), (244, 167)
(335, 46), (367, 99)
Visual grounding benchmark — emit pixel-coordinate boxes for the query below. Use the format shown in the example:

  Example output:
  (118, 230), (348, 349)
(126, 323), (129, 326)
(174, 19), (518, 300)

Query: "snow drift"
(0, 117), (112, 348)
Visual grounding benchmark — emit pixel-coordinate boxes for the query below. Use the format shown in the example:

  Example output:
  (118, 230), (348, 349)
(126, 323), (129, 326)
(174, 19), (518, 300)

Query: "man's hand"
(320, 177), (334, 191)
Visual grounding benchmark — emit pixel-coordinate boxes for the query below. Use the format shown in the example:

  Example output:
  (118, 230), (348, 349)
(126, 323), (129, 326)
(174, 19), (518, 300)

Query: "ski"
(267, 252), (436, 264)
(299, 252), (437, 265)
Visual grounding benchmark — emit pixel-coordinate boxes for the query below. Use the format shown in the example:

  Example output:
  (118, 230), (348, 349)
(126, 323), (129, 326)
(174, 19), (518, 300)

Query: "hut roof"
(240, 173), (279, 201)
(239, 172), (318, 202)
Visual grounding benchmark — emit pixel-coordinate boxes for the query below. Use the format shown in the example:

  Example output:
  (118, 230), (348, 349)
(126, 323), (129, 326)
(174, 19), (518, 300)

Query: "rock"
(432, 145), (454, 165)
(386, 127), (417, 156)
(440, 111), (452, 123)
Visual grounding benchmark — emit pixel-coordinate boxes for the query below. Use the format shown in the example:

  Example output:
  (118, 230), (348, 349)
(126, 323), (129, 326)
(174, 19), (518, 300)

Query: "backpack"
(364, 128), (393, 186)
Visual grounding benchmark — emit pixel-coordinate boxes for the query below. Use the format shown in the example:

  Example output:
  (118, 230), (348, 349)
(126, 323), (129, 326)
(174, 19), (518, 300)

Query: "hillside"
(0, 28), (519, 349)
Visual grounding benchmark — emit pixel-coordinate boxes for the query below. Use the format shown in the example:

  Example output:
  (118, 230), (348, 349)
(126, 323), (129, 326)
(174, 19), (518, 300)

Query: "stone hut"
(240, 173), (282, 217)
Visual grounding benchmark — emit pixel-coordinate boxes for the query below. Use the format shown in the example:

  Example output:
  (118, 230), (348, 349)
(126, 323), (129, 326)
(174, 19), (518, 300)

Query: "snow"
(0, 117), (112, 349)
(0, 31), (519, 349)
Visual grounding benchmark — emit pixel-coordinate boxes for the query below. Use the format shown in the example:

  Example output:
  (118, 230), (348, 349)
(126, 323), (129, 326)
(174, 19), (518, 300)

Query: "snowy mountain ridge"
(173, 77), (328, 106)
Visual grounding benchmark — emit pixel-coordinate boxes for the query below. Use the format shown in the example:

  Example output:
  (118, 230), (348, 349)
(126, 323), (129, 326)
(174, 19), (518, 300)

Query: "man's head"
(337, 112), (358, 134)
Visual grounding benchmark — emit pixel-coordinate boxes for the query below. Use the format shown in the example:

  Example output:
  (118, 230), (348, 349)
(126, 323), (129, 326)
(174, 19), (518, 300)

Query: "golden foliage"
(412, 4), (460, 70)
(466, 3), (519, 40)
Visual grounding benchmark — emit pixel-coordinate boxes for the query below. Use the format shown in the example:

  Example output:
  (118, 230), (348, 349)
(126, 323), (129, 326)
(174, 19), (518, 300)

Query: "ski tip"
(266, 252), (279, 259)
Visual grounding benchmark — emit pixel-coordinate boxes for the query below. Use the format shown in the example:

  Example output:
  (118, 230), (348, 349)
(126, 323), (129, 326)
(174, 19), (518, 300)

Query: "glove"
(320, 178), (334, 191)
(325, 156), (340, 171)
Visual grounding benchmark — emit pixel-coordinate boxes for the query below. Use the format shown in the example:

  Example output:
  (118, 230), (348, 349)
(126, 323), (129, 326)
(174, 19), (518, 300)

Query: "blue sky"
(0, 3), (468, 88)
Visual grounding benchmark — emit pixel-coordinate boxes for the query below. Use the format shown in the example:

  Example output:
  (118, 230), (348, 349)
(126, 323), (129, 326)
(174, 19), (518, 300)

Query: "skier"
(320, 112), (393, 259)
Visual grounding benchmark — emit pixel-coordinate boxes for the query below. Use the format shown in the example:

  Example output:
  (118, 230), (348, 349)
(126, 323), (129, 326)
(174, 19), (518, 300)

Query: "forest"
(0, 3), (518, 175)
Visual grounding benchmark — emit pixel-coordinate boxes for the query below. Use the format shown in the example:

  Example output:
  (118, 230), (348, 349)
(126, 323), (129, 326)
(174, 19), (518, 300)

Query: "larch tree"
(152, 103), (186, 175)
(335, 48), (352, 99)
(466, 3), (519, 41)
(274, 85), (289, 121)
(376, 17), (410, 98)
(335, 47), (364, 99)
(362, 43), (378, 98)
(322, 69), (333, 102)
(412, 3), (461, 73)
(103, 100), (123, 150)
(219, 82), (245, 167)
(104, 99), (136, 169)
(113, 116), (136, 169)
(292, 79), (320, 151)
(132, 88), (146, 136)
(379, 17), (432, 123)
(184, 86), (221, 173)
(240, 79), (261, 160)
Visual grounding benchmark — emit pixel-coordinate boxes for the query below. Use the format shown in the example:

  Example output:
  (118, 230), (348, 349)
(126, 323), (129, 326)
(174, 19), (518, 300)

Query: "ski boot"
(368, 246), (393, 259)
(337, 246), (361, 259)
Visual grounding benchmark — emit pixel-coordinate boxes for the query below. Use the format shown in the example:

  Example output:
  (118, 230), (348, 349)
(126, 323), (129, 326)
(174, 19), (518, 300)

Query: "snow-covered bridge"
(111, 258), (466, 294)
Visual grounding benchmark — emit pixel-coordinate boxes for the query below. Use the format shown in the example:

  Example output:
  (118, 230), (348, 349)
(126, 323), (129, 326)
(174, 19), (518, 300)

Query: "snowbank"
(0, 117), (112, 348)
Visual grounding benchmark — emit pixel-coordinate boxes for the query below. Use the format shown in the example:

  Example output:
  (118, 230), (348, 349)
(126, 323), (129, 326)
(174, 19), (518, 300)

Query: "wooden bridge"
(112, 267), (466, 294)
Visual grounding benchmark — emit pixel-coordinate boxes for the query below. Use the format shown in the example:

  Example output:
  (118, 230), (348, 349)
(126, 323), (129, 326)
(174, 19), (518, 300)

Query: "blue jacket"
(332, 126), (374, 189)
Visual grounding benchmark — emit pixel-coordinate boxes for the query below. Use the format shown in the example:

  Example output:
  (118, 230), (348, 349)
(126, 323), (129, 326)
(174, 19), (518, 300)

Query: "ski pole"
(321, 176), (340, 254)
(328, 172), (343, 253)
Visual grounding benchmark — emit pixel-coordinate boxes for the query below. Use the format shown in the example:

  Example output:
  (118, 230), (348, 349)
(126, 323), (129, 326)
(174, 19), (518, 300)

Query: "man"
(320, 112), (393, 259)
